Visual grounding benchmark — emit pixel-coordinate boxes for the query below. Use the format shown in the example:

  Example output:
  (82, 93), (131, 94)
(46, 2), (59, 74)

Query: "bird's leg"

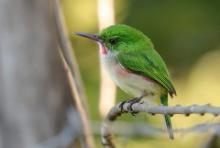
(119, 101), (125, 111)
(119, 94), (146, 115)
(127, 95), (145, 116)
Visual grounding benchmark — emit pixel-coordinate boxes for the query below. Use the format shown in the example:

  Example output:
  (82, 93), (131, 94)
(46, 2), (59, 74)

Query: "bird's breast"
(100, 51), (163, 98)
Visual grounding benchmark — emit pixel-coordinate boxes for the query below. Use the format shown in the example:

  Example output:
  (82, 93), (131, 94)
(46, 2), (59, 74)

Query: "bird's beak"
(75, 32), (102, 43)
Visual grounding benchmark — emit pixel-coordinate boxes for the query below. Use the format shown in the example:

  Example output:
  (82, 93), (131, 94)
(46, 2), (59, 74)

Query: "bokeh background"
(1, 0), (220, 148)
(62, 0), (220, 147)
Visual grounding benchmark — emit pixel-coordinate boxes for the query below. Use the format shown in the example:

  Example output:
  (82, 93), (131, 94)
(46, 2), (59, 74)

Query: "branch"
(92, 121), (220, 137)
(54, 0), (95, 147)
(101, 101), (220, 148)
(54, 0), (88, 107)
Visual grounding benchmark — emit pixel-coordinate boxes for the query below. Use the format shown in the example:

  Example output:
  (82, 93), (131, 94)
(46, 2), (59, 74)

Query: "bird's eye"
(109, 37), (118, 45)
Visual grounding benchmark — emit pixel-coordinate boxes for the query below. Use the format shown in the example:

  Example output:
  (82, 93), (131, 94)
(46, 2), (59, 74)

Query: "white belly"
(101, 52), (164, 101)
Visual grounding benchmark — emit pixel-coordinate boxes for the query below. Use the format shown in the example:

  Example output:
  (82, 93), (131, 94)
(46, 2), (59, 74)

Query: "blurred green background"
(62, 0), (220, 147)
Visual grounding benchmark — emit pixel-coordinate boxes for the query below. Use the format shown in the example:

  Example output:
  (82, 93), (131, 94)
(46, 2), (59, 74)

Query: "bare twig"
(54, 0), (88, 108)
(93, 121), (220, 137)
(59, 49), (95, 148)
(101, 101), (220, 148)
(54, 0), (95, 147)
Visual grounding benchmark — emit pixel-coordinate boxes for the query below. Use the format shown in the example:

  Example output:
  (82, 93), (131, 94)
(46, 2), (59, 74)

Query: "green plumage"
(117, 50), (176, 97)
(101, 24), (176, 96)
(100, 24), (176, 139)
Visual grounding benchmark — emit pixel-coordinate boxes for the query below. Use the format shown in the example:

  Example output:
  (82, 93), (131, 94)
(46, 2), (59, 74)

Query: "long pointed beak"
(75, 32), (102, 43)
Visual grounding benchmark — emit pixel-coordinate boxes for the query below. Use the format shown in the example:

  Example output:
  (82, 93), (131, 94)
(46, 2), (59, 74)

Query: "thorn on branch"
(151, 113), (156, 116)
(185, 113), (190, 117)
(200, 113), (205, 116)
(169, 114), (173, 117)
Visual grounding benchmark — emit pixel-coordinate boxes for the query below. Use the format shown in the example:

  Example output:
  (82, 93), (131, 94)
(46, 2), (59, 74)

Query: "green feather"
(117, 50), (176, 96)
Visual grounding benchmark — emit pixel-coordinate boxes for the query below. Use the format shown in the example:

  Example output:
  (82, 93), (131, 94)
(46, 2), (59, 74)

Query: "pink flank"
(116, 64), (153, 82)
(117, 65), (130, 77)
(143, 76), (154, 82)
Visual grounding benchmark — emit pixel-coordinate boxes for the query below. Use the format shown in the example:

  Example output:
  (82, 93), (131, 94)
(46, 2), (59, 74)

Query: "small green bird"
(76, 24), (176, 139)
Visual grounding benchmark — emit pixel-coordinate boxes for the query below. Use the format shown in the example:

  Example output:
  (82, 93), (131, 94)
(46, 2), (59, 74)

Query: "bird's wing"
(117, 50), (176, 96)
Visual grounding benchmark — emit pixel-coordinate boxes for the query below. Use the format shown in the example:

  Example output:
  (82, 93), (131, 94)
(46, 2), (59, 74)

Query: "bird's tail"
(164, 114), (174, 139)
(160, 94), (174, 139)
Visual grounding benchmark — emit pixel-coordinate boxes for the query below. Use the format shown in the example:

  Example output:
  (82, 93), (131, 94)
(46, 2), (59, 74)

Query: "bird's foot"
(119, 101), (127, 112)
(119, 95), (145, 116)
(127, 96), (143, 116)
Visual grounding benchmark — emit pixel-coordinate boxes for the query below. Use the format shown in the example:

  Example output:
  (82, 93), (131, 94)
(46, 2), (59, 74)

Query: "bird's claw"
(119, 101), (127, 112)
(127, 99), (140, 115)
(119, 96), (144, 115)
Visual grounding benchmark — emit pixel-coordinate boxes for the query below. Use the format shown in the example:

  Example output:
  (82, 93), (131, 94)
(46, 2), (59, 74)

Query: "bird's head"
(76, 24), (153, 54)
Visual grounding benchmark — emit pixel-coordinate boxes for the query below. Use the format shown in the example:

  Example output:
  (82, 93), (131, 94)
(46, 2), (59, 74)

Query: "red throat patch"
(99, 44), (108, 55)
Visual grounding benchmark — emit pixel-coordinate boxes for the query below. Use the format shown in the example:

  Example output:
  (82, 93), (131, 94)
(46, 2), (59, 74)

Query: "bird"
(76, 24), (176, 139)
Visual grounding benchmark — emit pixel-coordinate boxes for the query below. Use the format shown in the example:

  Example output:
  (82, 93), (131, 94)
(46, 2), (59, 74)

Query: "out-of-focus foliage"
(122, 0), (220, 75)
(62, 0), (220, 147)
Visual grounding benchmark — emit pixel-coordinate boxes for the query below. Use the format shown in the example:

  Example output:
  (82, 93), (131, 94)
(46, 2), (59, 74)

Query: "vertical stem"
(59, 50), (95, 148)
(98, 0), (117, 118)
(54, 0), (95, 147)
